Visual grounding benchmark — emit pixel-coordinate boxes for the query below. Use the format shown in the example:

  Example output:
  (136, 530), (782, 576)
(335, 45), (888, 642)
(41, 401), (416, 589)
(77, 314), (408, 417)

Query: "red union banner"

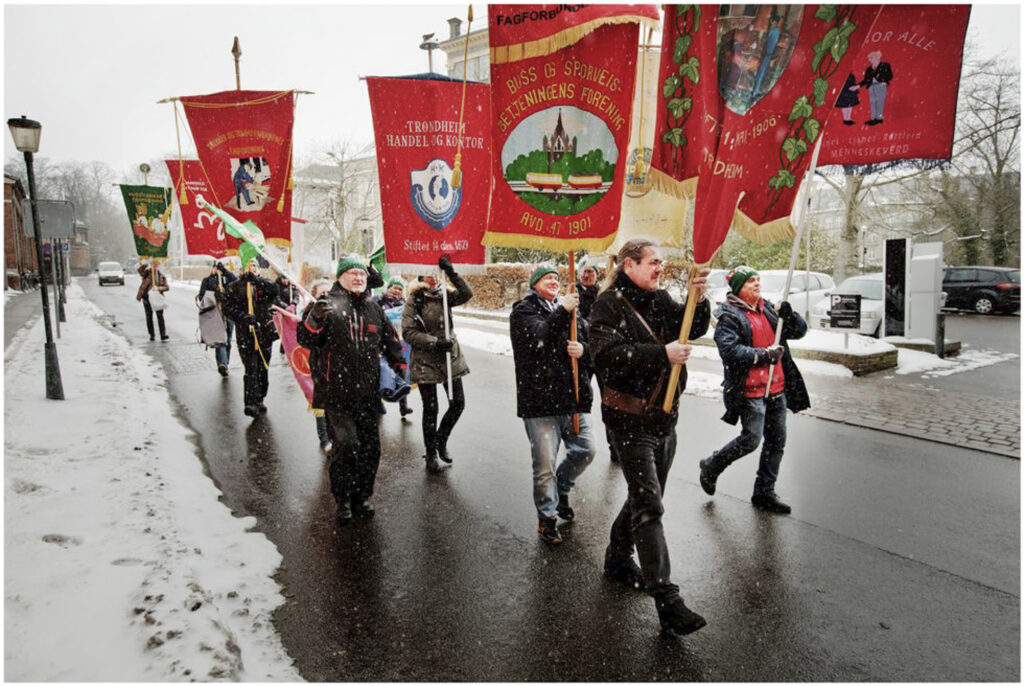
(818, 5), (971, 167)
(650, 5), (880, 263)
(367, 76), (490, 273)
(180, 90), (294, 250)
(165, 159), (235, 258)
(484, 4), (658, 252)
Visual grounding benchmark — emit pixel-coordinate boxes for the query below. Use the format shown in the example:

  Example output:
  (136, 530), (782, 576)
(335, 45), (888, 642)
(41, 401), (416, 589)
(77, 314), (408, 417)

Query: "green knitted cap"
(336, 256), (367, 277)
(529, 265), (559, 288)
(727, 265), (759, 295)
(386, 277), (404, 290)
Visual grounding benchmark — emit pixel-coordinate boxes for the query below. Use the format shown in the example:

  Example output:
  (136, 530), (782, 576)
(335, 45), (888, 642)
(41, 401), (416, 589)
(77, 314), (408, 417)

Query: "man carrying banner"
(298, 256), (406, 525)
(589, 239), (710, 637)
(510, 265), (596, 545)
(221, 260), (279, 417)
(198, 261), (237, 376)
(699, 266), (809, 515)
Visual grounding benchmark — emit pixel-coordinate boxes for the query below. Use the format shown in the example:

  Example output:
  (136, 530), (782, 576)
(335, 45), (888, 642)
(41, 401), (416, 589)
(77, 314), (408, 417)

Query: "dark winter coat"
(401, 276), (473, 385)
(714, 296), (810, 425)
(375, 293), (405, 312)
(136, 265), (168, 302)
(576, 282), (599, 321)
(510, 290), (593, 418)
(275, 275), (301, 308)
(860, 62), (893, 87)
(198, 267), (237, 303)
(221, 273), (280, 342)
(589, 271), (711, 436)
(297, 282), (405, 409)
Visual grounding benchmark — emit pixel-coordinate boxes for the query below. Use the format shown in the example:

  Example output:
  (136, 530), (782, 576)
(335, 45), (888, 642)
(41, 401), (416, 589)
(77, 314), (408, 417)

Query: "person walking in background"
(402, 255), (473, 473)
(589, 238), (711, 637)
(511, 265), (596, 545)
(275, 272), (301, 310)
(699, 265), (809, 515)
(298, 257), (406, 525)
(576, 259), (599, 321)
(375, 278), (413, 420)
(198, 261), (237, 376)
(136, 261), (169, 342)
(221, 260), (279, 418)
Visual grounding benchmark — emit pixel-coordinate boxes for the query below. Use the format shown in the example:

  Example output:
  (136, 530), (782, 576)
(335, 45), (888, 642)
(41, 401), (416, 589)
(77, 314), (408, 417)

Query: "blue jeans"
(215, 317), (234, 367)
(523, 414), (596, 520)
(705, 392), (787, 496)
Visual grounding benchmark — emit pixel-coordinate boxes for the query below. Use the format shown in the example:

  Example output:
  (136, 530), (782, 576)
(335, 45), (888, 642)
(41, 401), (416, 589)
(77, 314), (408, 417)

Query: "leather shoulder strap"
(615, 291), (664, 346)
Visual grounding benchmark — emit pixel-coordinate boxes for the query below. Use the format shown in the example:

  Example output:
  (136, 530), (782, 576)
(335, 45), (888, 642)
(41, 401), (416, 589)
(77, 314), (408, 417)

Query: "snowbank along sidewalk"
(4, 283), (301, 681)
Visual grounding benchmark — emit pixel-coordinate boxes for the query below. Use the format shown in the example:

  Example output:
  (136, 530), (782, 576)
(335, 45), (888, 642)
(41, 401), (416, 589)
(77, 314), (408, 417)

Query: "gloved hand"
(236, 313), (254, 327)
(438, 254), (456, 278)
(435, 337), (455, 353)
(766, 344), (785, 363)
(310, 298), (334, 322)
(778, 301), (793, 321)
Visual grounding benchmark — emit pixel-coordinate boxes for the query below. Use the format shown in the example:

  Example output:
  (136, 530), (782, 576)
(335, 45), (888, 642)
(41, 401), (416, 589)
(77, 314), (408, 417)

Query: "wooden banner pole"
(568, 252), (580, 435)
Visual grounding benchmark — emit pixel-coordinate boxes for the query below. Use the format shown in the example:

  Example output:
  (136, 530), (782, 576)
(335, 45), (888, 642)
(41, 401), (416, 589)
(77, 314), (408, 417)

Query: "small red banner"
(818, 5), (971, 167)
(367, 76), (490, 272)
(180, 90), (295, 250)
(483, 4), (658, 252)
(165, 159), (234, 258)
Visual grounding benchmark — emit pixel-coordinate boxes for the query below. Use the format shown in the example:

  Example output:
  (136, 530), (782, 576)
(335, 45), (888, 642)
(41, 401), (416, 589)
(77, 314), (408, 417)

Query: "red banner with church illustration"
(165, 159), (236, 258)
(818, 5), (971, 167)
(483, 4), (658, 252)
(367, 76), (490, 273)
(179, 90), (294, 250)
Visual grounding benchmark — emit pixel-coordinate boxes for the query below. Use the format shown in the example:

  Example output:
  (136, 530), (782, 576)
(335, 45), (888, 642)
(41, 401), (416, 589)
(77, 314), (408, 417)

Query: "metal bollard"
(935, 312), (946, 359)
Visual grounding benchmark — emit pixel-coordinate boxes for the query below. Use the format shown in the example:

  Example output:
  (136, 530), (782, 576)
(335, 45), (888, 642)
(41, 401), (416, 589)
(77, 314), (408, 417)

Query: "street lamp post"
(420, 33), (439, 73)
(8, 116), (64, 400)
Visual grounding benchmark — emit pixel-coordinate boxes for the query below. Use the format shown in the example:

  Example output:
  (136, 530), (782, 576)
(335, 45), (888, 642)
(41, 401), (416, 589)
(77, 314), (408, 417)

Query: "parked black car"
(942, 266), (1020, 314)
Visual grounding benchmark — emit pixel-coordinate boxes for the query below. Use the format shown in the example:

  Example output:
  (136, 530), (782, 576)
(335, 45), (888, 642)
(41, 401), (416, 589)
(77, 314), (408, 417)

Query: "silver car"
(97, 261), (125, 286)
(812, 273), (884, 337)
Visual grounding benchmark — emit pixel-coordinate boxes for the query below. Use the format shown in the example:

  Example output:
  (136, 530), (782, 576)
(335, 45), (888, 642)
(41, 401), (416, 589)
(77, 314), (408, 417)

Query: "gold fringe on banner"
(731, 210), (796, 245)
(490, 15), (659, 64)
(480, 230), (616, 254)
(178, 90), (293, 108)
(647, 167), (698, 200)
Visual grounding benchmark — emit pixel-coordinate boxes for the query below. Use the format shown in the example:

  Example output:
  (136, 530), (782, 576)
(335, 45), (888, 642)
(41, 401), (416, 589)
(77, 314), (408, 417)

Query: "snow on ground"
(894, 346), (1019, 377)
(5, 283), (300, 681)
(786, 328), (895, 355)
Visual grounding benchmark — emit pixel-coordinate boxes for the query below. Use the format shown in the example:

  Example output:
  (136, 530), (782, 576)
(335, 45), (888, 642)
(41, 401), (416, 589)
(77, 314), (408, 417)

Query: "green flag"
(119, 184), (173, 258)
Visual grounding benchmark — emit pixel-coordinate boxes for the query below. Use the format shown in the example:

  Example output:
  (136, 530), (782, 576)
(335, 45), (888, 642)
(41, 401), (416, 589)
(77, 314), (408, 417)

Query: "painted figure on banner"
(834, 73), (861, 125)
(859, 51), (893, 126)
(717, 5), (803, 116)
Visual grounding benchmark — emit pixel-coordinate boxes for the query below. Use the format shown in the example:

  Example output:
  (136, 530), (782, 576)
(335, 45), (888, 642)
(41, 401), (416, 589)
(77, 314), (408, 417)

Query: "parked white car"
(812, 272), (884, 337)
(96, 261), (125, 286)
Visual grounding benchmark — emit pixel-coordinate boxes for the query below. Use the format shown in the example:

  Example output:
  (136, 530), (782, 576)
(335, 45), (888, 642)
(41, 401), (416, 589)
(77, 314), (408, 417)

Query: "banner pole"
(568, 251), (580, 435)
(765, 135), (824, 397)
(232, 37), (242, 91)
(660, 263), (700, 414)
(440, 269), (454, 398)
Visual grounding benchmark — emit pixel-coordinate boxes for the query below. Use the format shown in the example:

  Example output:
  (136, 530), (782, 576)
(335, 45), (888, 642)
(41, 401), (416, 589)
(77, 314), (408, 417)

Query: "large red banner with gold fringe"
(483, 4), (658, 252)
(818, 4), (971, 167)
(180, 90), (295, 250)
(651, 5), (881, 262)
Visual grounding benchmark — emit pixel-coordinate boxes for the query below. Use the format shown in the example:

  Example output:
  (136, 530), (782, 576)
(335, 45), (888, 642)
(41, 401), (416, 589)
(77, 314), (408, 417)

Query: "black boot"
(424, 452), (446, 473)
(437, 443), (453, 464)
(336, 501), (353, 526)
(603, 548), (645, 590)
(656, 596), (707, 637)
(556, 492), (574, 522)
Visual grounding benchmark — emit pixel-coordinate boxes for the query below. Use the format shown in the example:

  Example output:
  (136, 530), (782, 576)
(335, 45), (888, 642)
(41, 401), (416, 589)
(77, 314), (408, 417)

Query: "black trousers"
(324, 403), (382, 504)
(418, 377), (465, 457)
(236, 326), (273, 407)
(142, 300), (166, 339)
(607, 427), (680, 602)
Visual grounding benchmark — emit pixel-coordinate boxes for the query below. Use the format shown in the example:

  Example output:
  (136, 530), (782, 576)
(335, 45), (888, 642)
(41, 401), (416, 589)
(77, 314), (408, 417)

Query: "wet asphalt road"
(58, 278), (1021, 680)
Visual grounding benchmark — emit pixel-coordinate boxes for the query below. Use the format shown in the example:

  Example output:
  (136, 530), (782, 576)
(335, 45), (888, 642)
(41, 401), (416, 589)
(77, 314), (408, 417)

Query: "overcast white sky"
(4, 3), (1020, 178)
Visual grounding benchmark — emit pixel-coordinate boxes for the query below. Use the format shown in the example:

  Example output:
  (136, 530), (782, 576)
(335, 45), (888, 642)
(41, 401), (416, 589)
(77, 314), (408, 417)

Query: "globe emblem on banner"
(409, 159), (462, 231)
